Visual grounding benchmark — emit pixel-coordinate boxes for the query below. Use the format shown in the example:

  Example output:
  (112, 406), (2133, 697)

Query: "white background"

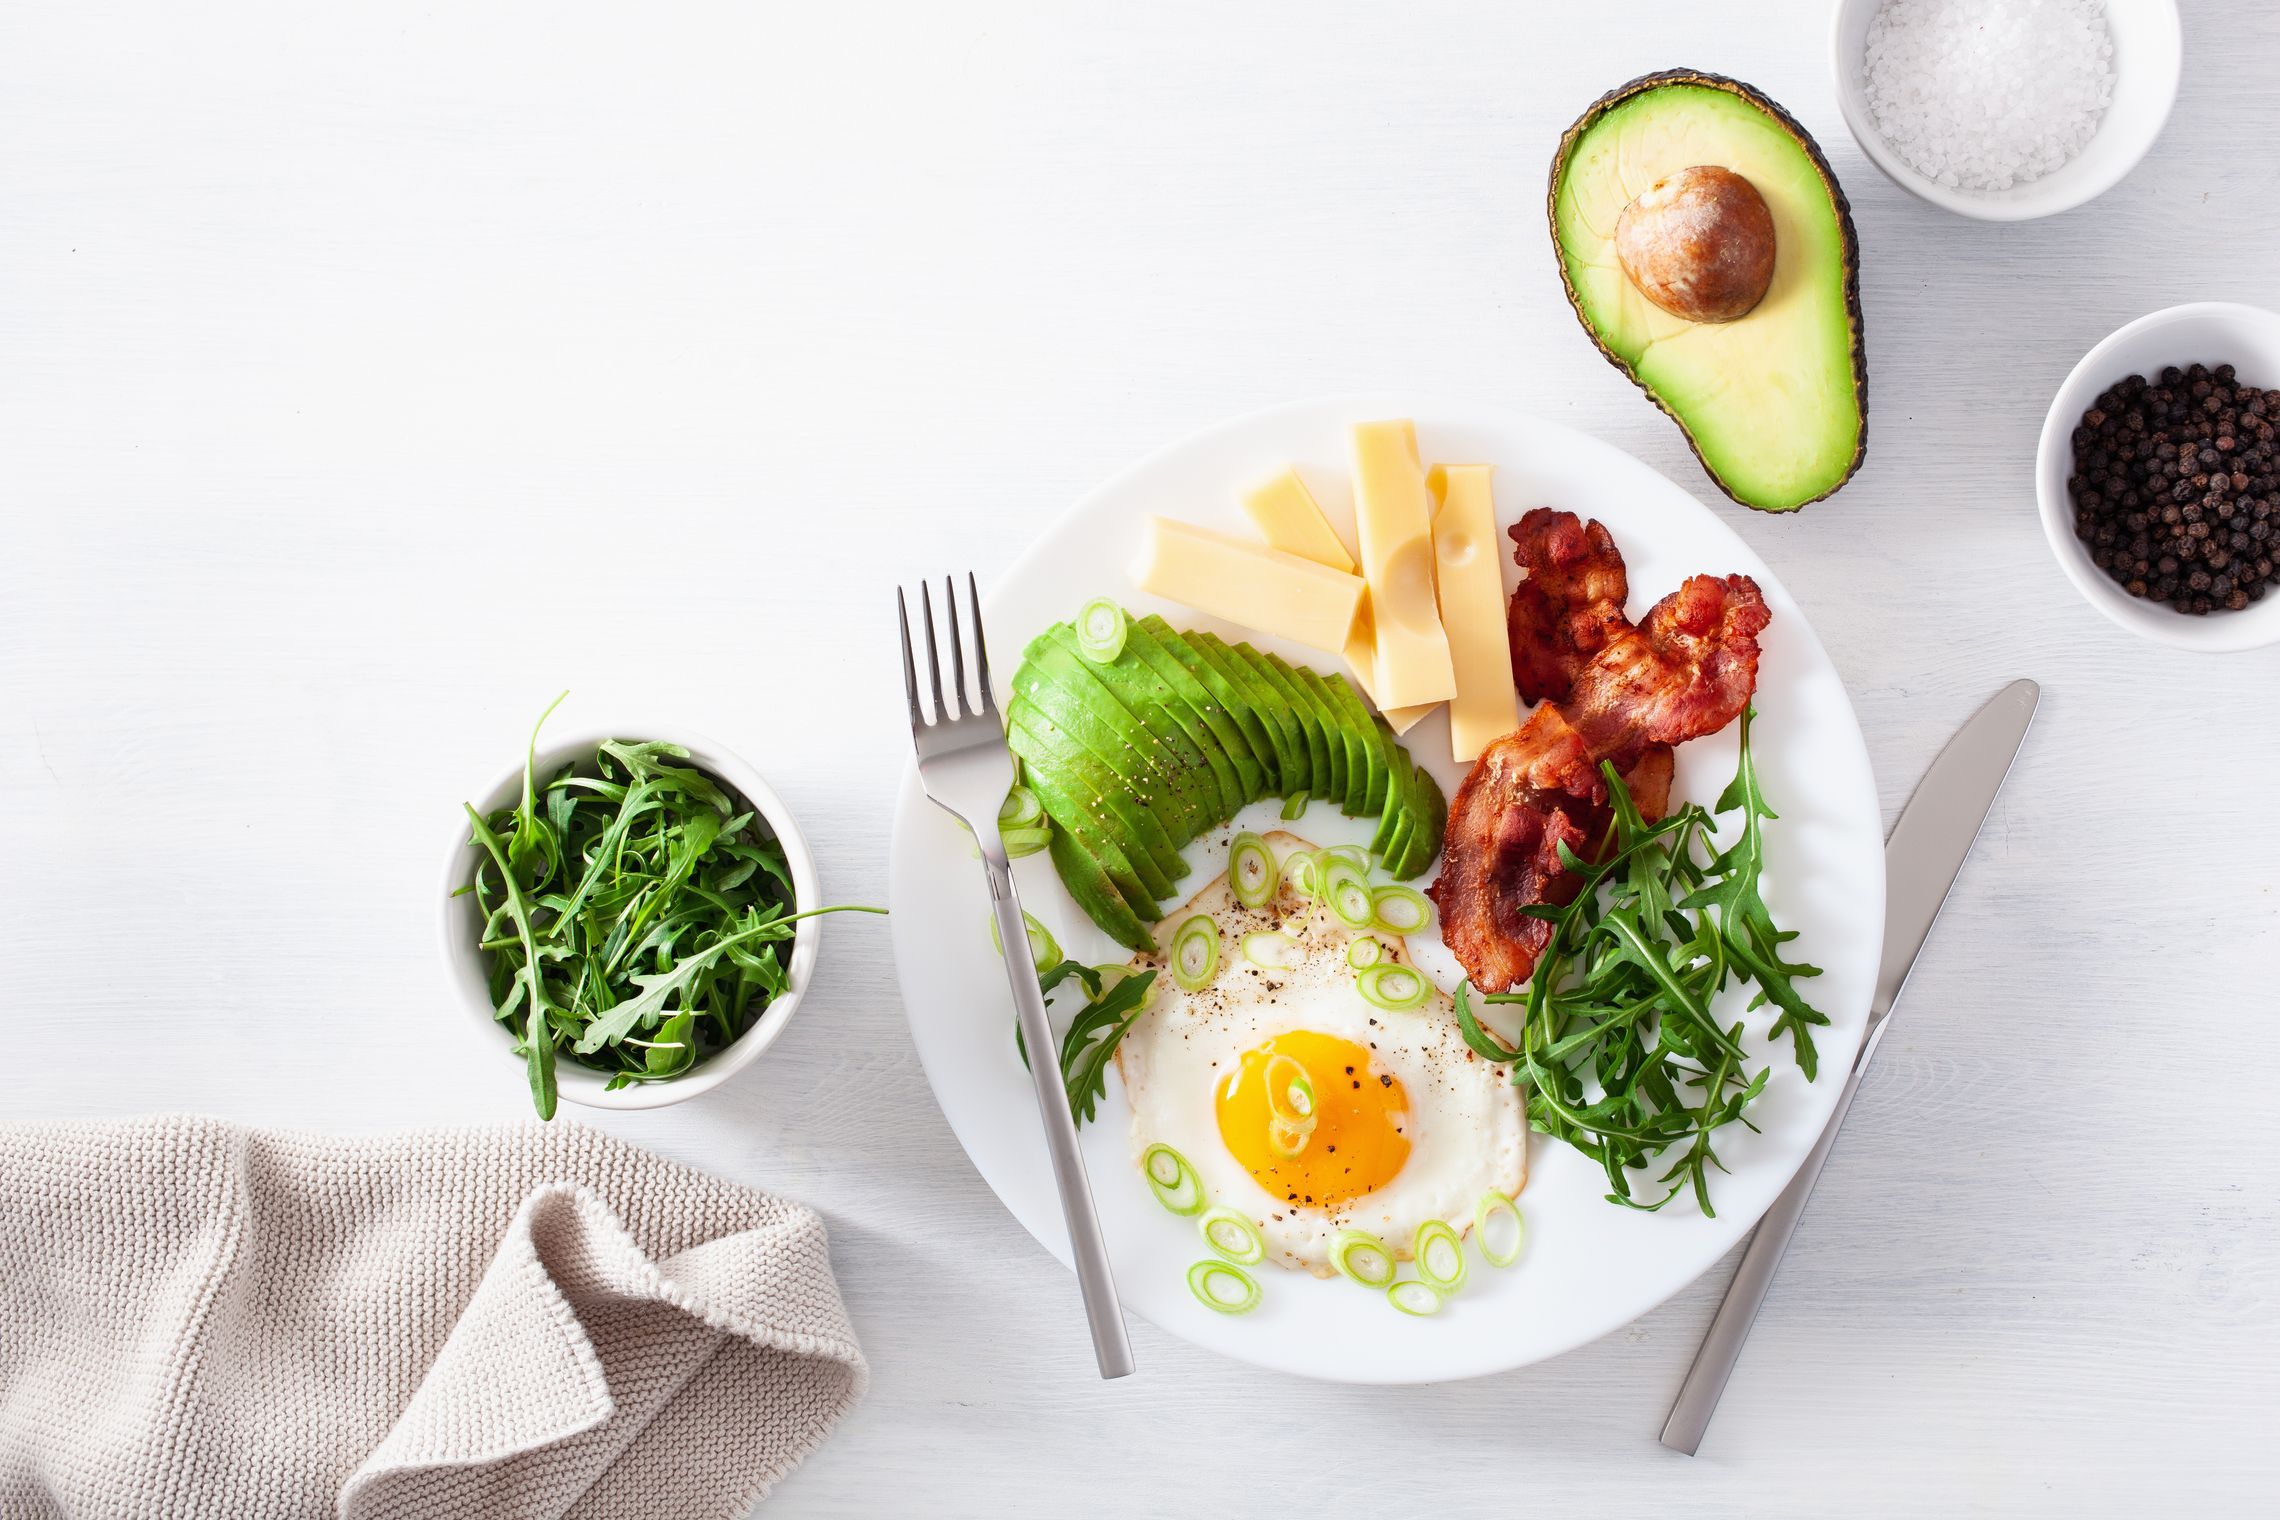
(4, 2), (2275, 1516)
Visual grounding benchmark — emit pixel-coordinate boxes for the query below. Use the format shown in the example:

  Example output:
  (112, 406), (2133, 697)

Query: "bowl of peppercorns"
(2039, 302), (2280, 651)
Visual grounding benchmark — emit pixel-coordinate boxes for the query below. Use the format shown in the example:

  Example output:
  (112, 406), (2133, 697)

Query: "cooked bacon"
(1507, 508), (1633, 706)
(1430, 572), (1770, 992)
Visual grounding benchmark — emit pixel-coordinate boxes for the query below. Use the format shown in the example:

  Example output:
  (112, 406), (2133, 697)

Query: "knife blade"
(1659, 678), (2039, 1455)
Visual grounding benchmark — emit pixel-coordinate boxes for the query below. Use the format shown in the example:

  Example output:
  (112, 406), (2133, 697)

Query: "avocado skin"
(1548, 68), (1868, 512)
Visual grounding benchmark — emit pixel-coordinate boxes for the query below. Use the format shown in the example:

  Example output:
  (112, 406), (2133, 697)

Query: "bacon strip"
(1506, 507), (1633, 706)
(1430, 568), (1770, 993)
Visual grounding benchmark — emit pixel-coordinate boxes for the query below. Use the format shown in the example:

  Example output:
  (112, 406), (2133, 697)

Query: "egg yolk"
(1215, 1030), (1409, 1210)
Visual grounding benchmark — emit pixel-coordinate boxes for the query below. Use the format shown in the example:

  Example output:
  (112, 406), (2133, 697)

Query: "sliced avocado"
(1006, 708), (1179, 906)
(1143, 617), (1278, 800)
(1045, 824), (1154, 953)
(1317, 672), (1388, 818)
(1036, 626), (1238, 828)
(1550, 70), (1866, 511)
(1119, 619), (1266, 806)
(1226, 640), (1325, 799)
(1010, 654), (1210, 851)
(1193, 633), (1303, 797)
(1291, 666), (1368, 817)
(1263, 653), (1346, 810)
(1016, 637), (1216, 843)
(1366, 717), (1413, 864)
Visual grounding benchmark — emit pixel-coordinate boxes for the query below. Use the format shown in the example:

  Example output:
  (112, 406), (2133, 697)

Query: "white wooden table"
(6, 2), (2276, 1514)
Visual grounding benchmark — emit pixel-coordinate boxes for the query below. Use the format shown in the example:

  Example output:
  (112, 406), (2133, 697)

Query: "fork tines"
(898, 573), (994, 727)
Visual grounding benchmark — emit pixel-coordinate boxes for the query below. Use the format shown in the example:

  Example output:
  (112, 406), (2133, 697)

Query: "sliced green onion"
(1143, 1144), (1206, 1215)
(1414, 1219), (1467, 1293)
(1169, 914), (1219, 991)
(1386, 1279), (1443, 1317)
(1228, 831), (1277, 909)
(1000, 824), (1051, 858)
(1474, 1190), (1524, 1268)
(1279, 793), (1308, 821)
(1198, 1206), (1267, 1266)
(1330, 1229), (1394, 1288)
(1076, 598), (1128, 663)
(1263, 1052), (1316, 1123)
(1369, 884), (1432, 935)
(1187, 1259), (1261, 1315)
(1322, 857), (1375, 929)
(1241, 931), (1299, 971)
(1346, 935), (1385, 970)
(990, 910), (1061, 968)
(998, 785), (1044, 829)
(1322, 844), (1368, 869)
(1356, 963), (1428, 1012)
(1281, 850), (1320, 899)
(1265, 1114), (1312, 1159)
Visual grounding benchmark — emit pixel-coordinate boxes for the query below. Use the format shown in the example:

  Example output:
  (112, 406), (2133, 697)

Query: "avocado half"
(1549, 70), (1867, 512)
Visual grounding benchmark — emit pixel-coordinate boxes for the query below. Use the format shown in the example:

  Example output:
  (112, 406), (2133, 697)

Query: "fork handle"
(984, 850), (1136, 1379)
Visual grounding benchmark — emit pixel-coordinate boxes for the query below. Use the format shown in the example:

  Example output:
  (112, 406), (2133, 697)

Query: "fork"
(898, 574), (1135, 1380)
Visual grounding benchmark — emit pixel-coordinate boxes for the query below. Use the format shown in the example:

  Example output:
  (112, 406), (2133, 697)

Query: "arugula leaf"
(1011, 952), (1157, 1128)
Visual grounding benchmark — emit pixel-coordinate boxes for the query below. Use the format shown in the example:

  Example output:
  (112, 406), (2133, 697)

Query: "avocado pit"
(1613, 165), (1775, 325)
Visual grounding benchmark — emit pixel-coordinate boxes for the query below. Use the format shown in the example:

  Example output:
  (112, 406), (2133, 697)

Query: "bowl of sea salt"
(1830, 0), (2180, 221)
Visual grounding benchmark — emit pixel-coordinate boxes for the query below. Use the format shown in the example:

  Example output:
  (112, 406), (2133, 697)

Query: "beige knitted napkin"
(0, 1116), (866, 1520)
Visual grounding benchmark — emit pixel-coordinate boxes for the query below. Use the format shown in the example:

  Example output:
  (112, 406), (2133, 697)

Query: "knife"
(1659, 678), (2040, 1455)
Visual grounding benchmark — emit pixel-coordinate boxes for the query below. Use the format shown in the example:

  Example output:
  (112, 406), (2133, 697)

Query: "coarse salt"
(1863, 0), (2116, 192)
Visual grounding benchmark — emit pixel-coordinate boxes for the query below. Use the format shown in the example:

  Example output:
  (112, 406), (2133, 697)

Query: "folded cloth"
(0, 1116), (866, 1520)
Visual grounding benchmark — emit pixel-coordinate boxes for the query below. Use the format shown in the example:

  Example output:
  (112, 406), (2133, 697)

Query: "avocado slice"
(1005, 707), (1180, 906)
(1262, 653), (1346, 810)
(1120, 618), (1266, 805)
(1045, 824), (1154, 953)
(1016, 636), (1216, 843)
(1549, 70), (1866, 511)
(1317, 672), (1388, 818)
(1143, 617), (1280, 799)
(1035, 626), (1238, 828)
(1192, 633), (1303, 798)
(1223, 639), (1324, 800)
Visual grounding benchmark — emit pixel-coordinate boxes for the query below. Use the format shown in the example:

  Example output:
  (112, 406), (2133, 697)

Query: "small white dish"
(440, 721), (822, 1110)
(2036, 302), (2280, 653)
(1829, 0), (2180, 222)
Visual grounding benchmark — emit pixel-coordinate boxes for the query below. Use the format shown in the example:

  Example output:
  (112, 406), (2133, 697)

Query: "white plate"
(888, 396), (1882, 1383)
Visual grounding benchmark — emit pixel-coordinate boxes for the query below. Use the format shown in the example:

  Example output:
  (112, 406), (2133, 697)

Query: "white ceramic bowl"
(1829, 0), (2180, 221)
(2036, 302), (2280, 652)
(440, 722), (822, 1110)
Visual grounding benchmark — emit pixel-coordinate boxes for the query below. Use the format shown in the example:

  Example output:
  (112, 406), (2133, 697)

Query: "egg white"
(1116, 832), (1527, 1276)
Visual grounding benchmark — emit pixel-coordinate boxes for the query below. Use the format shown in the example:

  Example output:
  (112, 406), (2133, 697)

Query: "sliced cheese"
(1241, 468), (1357, 574)
(1349, 420), (1457, 708)
(1428, 463), (1520, 761)
(1134, 516), (1365, 654)
(1233, 466), (1437, 732)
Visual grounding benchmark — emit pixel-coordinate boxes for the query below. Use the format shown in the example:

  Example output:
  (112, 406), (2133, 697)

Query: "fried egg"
(1116, 831), (1527, 1276)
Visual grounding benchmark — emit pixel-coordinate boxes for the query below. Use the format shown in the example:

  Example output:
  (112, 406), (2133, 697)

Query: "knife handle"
(1659, 1017), (1892, 1453)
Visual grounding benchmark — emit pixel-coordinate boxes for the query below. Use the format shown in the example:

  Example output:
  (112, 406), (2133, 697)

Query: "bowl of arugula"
(444, 697), (869, 1117)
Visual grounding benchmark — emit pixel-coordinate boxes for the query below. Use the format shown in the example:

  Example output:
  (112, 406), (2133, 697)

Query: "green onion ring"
(997, 785), (1044, 829)
(1369, 884), (1432, 935)
(1330, 1228), (1395, 1288)
(1413, 1219), (1467, 1292)
(1187, 1259), (1261, 1315)
(1474, 1190), (1524, 1267)
(1265, 1114), (1312, 1159)
(1000, 824), (1051, 859)
(990, 910), (1062, 969)
(1198, 1206), (1267, 1266)
(1355, 963), (1428, 1012)
(1263, 1052), (1316, 1123)
(1169, 915), (1219, 991)
(1346, 935), (1385, 969)
(1386, 1279), (1443, 1317)
(1094, 963), (1157, 1011)
(1322, 857), (1375, 930)
(1076, 598), (1128, 663)
(1228, 832), (1277, 909)
(1143, 1144), (1206, 1216)
(1322, 844), (1368, 869)
(1241, 930), (1299, 971)
(1281, 850), (1321, 899)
